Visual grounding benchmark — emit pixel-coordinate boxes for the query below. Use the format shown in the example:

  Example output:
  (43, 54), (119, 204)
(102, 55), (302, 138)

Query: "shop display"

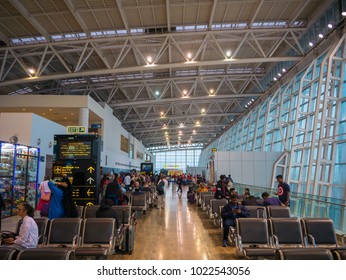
(0, 141), (39, 217)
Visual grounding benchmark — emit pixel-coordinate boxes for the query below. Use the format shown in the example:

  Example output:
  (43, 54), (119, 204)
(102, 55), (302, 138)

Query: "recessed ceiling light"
(328, 23), (333, 29)
(309, 42), (314, 47)
(64, 117), (67, 120)
(49, 108), (52, 111)
(70, 112), (74, 115)
(282, 68), (286, 72)
(318, 34), (324, 39)
(22, 108), (26, 111)
(342, 11), (346, 17)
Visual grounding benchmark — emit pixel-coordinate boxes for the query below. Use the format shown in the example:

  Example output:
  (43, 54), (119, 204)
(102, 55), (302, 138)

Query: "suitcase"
(119, 225), (135, 253)
(118, 208), (135, 253)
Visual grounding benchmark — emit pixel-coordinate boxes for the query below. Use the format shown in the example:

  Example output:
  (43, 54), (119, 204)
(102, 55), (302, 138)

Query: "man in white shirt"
(124, 173), (131, 190)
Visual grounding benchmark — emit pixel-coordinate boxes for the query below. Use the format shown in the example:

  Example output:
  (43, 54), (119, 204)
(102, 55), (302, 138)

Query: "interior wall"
(214, 151), (282, 187)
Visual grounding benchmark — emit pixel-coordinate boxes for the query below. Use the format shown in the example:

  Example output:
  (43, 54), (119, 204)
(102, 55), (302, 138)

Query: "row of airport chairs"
(0, 247), (75, 260)
(234, 217), (346, 259)
(1, 217), (116, 260)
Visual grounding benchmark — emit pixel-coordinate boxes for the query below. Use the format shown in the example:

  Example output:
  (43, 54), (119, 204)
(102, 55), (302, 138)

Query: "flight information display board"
(59, 140), (92, 160)
(53, 134), (100, 206)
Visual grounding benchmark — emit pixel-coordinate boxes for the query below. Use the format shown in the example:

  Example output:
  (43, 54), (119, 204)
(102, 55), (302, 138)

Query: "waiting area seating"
(232, 217), (345, 259)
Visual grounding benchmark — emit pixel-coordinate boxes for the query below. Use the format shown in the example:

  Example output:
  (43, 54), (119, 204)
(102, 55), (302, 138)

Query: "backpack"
(156, 181), (164, 195)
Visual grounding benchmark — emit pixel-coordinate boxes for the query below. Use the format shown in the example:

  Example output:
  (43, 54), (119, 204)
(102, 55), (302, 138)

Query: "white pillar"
(79, 107), (89, 128)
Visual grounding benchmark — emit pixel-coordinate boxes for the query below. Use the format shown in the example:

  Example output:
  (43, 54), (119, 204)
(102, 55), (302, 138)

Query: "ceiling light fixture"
(209, 89), (215, 95)
(28, 67), (36, 75)
(309, 42), (314, 47)
(147, 56), (153, 64)
(226, 50), (232, 58)
(186, 52), (192, 60)
(160, 111), (164, 117)
(328, 23), (333, 29)
(318, 34), (324, 39)
(342, 11), (346, 17)
(201, 108), (206, 114)
(155, 90), (160, 96)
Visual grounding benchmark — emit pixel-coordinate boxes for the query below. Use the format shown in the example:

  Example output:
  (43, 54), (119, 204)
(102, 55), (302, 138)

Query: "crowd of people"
(185, 174), (290, 247)
(0, 169), (290, 252)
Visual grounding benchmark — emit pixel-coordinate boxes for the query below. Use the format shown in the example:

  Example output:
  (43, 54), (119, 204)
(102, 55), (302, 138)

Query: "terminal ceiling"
(0, 0), (334, 150)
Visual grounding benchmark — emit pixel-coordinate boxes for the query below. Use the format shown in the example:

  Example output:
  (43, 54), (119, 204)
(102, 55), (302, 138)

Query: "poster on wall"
(120, 134), (129, 153)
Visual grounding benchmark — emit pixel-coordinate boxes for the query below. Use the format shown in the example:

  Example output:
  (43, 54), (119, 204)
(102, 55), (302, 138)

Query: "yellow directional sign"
(87, 166), (95, 173)
(86, 202), (94, 206)
(87, 189), (95, 197)
(53, 166), (61, 174)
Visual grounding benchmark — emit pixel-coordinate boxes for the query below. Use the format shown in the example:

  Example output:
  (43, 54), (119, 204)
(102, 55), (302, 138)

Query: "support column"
(79, 107), (89, 128)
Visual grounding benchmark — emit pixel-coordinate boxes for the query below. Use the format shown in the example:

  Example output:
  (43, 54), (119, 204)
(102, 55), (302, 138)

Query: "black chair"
(331, 249), (346, 260)
(76, 205), (84, 218)
(0, 247), (18, 260)
(202, 194), (214, 211)
(267, 206), (291, 218)
(45, 218), (82, 248)
(34, 217), (49, 246)
(130, 194), (147, 213)
(275, 248), (334, 260)
(235, 218), (275, 259)
(209, 199), (227, 225)
(83, 206), (100, 219)
(244, 206), (267, 218)
(112, 205), (132, 225)
(269, 218), (305, 248)
(301, 218), (339, 248)
(74, 218), (116, 258)
(17, 248), (75, 260)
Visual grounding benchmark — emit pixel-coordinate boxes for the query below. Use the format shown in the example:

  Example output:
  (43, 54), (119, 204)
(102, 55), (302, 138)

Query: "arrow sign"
(87, 189), (95, 196)
(87, 177), (94, 184)
(86, 202), (94, 206)
(87, 166), (95, 173)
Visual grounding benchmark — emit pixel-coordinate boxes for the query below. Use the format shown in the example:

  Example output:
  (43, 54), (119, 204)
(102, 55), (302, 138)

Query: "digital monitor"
(59, 140), (92, 160)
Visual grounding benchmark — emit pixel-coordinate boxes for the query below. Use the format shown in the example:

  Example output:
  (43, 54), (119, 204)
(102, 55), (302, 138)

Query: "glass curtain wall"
(153, 149), (201, 173)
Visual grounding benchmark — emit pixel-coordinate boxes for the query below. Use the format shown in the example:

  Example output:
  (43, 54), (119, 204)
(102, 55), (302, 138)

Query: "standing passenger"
(275, 175), (290, 206)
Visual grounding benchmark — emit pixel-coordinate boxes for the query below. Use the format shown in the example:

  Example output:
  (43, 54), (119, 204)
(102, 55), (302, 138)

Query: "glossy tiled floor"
(1, 183), (237, 260)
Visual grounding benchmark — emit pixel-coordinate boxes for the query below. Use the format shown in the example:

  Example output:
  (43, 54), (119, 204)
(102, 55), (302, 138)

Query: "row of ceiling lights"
(155, 88), (216, 98)
(147, 50), (232, 66)
(162, 120), (201, 129)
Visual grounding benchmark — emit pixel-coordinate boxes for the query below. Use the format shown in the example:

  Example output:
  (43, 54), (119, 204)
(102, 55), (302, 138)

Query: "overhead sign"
(91, 123), (102, 129)
(53, 134), (100, 206)
(67, 126), (86, 134)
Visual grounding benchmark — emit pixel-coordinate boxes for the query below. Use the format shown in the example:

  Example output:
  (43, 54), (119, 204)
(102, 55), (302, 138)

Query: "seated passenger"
(1, 202), (38, 250)
(243, 195), (261, 206)
(132, 181), (144, 195)
(221, 195), (249, 247)
(262, 192), (284, 206)
(96, 199), (120, 228)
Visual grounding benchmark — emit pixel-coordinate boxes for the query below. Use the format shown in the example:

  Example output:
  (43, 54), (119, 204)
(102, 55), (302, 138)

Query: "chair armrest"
(305, 234), (316, 248)
(72, 234), (81, 248)
(236, 234), (243, 252)
(271, 234), (279, 249)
